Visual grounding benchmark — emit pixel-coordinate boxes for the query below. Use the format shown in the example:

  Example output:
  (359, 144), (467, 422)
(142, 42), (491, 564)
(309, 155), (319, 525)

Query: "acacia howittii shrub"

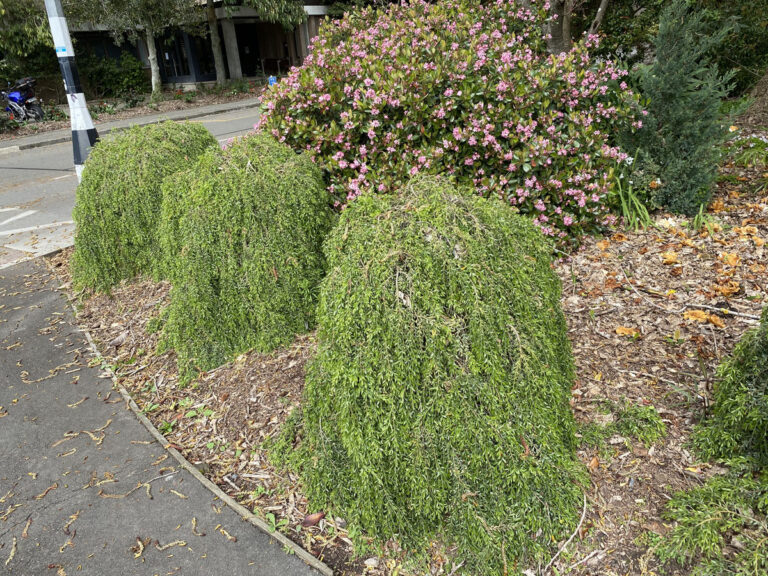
(260, 0), (638, 240)
(161, 133), (333, 381)
(694, 307), (768, 468)
(277, 176), (585, 572)
(654, 308), (768, 574)
(72, 121), (216, 291)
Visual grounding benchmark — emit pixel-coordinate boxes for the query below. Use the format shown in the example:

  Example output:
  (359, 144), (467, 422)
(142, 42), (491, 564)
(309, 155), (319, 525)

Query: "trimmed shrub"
(72, 121), (216, 291)
(283, 176), (585, 571)
(161, 133), (333, 380)
(694, 307), (768, 468)
(626, 0), (732, 216)
(259, 0), (638, 240)
(157, 147), (222, 282)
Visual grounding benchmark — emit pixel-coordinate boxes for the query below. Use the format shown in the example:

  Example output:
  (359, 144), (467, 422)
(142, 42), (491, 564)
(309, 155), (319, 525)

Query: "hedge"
(72, 121), (216, 291)
(279, 175), (586, 572)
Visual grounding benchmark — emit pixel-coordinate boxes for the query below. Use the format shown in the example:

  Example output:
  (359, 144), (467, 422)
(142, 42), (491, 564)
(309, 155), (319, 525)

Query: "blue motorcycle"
(2, 77), (44, 122)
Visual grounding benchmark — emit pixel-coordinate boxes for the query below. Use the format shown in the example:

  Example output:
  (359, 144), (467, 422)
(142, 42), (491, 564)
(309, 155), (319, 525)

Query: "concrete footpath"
(0, 258), (327, 575)
(0, 97), (261, 154)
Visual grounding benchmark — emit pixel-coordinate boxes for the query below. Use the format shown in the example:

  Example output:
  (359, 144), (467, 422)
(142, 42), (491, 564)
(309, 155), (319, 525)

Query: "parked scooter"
(2, 77), (44, 122)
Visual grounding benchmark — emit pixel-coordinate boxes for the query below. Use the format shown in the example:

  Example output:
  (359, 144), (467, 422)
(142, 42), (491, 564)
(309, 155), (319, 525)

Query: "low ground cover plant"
(276, 176), (586, 572)
(654, 308), (768, 574)
(161, 133), (333, 381)
(260, 0), (637, 240)
(72, 121), (216, 291)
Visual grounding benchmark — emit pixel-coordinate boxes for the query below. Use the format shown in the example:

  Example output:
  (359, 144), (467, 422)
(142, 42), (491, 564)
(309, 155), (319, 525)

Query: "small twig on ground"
(565, 549), (601, 573)
(542, 493), (588, 575)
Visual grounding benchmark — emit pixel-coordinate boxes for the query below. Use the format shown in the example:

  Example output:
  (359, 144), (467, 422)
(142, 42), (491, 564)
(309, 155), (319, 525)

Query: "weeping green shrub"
(694, 307), (768, 468)
(72, 121), (216, 291)
(653, 308), (768, 574)
(281, 176), (585, 572)
(157, 147), (222, 282)
(161, 133), (333, 380)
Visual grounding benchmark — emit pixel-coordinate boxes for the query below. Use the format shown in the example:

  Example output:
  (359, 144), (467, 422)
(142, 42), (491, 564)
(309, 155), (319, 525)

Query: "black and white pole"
(44, 0), (98, 182)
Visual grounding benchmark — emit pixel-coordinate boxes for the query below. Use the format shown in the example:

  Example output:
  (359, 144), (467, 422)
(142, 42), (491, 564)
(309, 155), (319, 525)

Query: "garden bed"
(48, 137), (768, 575)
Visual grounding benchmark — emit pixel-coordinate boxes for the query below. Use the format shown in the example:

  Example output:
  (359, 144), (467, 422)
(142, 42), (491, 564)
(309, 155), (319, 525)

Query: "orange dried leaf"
(588, 456), (600, 472)
(596, 239), (610, 252)
(708, 314), (725, 329)
(720, 252), (741, 267)
(683, 310), (709, 323)
(616, 326), (640, 338)
(660, 251), (679, 265)
(708, 199), (726, 213)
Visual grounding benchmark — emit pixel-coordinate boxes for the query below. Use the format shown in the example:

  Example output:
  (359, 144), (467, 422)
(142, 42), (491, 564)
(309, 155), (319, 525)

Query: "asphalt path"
(0, 107), (260, 269)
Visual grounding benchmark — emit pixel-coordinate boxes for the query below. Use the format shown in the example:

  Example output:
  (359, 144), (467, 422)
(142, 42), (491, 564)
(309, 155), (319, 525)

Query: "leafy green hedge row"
(278, 176), (585, 572)
(162, 134), (333, 380)
(72, 121), (216, 291)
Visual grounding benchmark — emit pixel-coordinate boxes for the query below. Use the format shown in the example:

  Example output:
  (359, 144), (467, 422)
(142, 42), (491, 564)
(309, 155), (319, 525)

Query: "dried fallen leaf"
(720, 252), (742, 267)
(660, 251), (679, 265)
(596, 239), (610, 252)
(5, 537), (16, 566)
(616, 326), (640, 338)
(683, 310), (709, 323)
(588, 456), (600, 472)
(154, 540), (187, 551)
(35, 482), (58, 500)
(302, 512), (326, 527)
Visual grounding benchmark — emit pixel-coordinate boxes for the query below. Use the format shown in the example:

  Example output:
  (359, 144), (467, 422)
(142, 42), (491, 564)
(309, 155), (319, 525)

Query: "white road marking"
(0, 210), (36, 227)
(0, 220), (73, 237)
(52, 174), (75, 181)
(0, 207), (19, 213)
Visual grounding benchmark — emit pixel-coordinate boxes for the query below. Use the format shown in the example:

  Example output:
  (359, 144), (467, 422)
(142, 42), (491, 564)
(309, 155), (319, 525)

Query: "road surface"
(0, 107), (260, 269)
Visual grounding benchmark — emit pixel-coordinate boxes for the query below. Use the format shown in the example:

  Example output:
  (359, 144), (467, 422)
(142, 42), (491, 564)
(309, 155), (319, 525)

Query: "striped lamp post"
(44, 0), (98, 182)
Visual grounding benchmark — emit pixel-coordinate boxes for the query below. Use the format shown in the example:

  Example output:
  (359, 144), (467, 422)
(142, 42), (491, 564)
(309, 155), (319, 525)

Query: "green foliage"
(654, 472), (768, 575)
(161, 133), (332, 381)
(625, 0), (733, 216)
(79, 52), (150, 99)
(283, 176), (586, 572)
(731, 136), (768, 169)
(694, 308), (768, 469)
(614, 401), (666, 447)
(72, 121), (216, 291)
(0, 0), (57, 87)
(577, 400), (666, 453)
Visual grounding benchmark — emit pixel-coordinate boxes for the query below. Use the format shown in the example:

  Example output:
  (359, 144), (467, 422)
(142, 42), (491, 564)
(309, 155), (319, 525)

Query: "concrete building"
(74, 1), (331, 88)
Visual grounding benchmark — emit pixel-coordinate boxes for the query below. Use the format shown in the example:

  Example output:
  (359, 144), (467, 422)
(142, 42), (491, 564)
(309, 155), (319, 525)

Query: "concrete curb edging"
(1, 98), (261, 152)
(48, 256), (332, 576)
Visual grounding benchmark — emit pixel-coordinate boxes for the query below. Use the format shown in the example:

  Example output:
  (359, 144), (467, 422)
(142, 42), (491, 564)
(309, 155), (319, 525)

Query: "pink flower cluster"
(260, 0), (639, 238)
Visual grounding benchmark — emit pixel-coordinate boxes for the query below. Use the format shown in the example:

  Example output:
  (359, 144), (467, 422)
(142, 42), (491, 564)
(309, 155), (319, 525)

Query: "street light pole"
(43, 0), (98, 182)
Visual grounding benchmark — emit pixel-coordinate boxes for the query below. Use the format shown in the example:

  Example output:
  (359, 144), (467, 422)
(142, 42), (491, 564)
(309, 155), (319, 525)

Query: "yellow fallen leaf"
(708, 314), (725, 329)
(661, 251), (679, 265)
(616, 326), (640, 338)
(684, 309), (725, 328)
(709, 199), (726, 213)
(596, 239), (610, 252)
(683, 310), (709, 323)
(720, 252), (741, 267)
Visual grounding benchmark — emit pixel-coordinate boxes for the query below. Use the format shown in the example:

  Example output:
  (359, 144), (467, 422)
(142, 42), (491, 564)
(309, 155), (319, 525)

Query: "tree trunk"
(589, 0), (610, 35)
(206, 0), (226, 85)
(547, 0), (573, 55)
(146, 29), (162, 97)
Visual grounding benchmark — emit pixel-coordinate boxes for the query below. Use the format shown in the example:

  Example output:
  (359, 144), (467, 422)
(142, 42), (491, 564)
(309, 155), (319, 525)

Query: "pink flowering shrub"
(260, 0), (638, 238)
